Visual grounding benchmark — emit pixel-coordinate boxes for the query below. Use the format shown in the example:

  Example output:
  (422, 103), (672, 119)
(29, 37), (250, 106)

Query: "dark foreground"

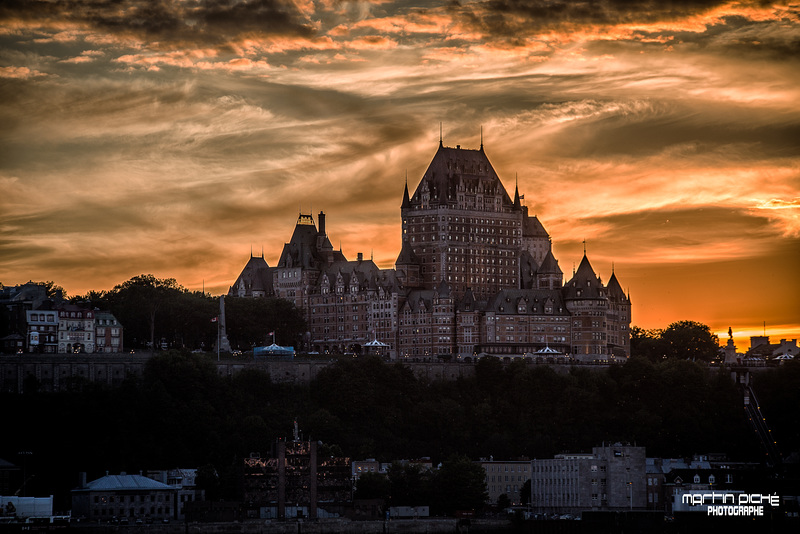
(2, 512), (798, 534)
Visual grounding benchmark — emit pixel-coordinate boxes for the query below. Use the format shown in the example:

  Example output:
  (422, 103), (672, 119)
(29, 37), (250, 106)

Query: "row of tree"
(8, 352), (797, 511)
(55, 275), (306, 351)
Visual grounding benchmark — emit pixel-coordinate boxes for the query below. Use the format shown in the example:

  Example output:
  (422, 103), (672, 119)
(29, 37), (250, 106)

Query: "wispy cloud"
(0, 0), (797, 338)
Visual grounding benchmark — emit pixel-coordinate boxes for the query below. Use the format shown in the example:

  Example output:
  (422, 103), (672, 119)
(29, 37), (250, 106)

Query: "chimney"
(79, 472), (87, 488)
(357, 252), (363, 262)
(318, 211), (326, 235)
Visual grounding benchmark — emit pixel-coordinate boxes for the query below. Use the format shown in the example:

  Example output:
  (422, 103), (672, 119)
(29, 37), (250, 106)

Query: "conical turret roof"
(565, 254), (603, 298)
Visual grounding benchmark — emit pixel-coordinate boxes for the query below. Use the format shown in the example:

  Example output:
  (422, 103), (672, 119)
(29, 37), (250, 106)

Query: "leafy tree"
(660, 320), (720, 361)
(630, 326), (664, 361)
(106, 274), (185, 349)
(355, 471), (390, 500)
(41, 281), (67, 300)
(520, 479), (531, 506)
(195, 464), (221, 501)
(430, 455), (488, 515)
(497, 493), (511, 510)
(387, 462), (430, 507)
(225, 297), (306, 350)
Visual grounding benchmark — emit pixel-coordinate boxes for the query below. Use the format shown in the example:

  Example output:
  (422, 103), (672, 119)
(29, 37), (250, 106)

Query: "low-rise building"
(480, 459), (530, 506)
(530, 443), (646, 515)
(57, 305), (95, 353)
(26, 308), (58, 354)
(145, 469), (203, 520)
(94, 311), (123, 353)
(72, 472), (177, 523)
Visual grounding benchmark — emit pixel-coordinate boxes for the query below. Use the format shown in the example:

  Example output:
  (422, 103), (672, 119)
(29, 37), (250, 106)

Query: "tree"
(630, 326), (664, 361)
(497, 493), (511, 510)
(430, 455), (488, 516)
(225, 297), (306, 350)
(660, 320), (719, 361)
(355, 472), (390, 501)
(387, 462), (430, 507)
(106, 275), (185, 349)
(520, 479), (531, 507)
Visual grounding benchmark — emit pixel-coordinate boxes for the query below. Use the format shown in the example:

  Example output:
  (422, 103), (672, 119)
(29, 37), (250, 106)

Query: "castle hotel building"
(230, 141), (631, 360)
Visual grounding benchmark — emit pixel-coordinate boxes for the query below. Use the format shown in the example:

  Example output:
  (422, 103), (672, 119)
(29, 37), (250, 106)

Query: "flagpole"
(217, 319), (220, 362)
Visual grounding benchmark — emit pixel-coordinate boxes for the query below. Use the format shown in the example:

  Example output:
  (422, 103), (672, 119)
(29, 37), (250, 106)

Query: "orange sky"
(1, 1), (798, 347)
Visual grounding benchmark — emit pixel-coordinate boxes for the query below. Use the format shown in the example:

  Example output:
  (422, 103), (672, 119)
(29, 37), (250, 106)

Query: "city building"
(243, 423), (352, 519)
(25, 308), (58, 354)
(352, 459), (388, 480)
(144, 469), (203, 520)
(230, 141), (631, 361)
(71, 472), (177, 523)
(57, 304), (95, 353)
(94, 310), (123, 353)
(480, 459), (531, 506)
(748, 336), (799, 360)
(1, 282), (56, 354)
(530, 443), (646, 515)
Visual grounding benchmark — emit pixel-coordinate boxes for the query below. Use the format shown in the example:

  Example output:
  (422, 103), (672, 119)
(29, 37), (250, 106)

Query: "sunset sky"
(1, 1), (798, 346)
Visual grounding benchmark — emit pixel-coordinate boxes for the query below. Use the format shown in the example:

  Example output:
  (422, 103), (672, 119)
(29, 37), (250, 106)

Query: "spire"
(513, 173), (521, 209)
(402, 172), (411, 209)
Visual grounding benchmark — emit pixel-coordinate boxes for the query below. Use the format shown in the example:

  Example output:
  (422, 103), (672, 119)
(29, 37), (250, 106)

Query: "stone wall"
(0, 353), (617, 393)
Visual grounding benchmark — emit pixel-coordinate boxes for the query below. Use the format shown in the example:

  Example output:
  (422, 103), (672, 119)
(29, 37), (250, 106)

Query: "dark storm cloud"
(0, 0), (316, 45)
(464, 0), (730, 31)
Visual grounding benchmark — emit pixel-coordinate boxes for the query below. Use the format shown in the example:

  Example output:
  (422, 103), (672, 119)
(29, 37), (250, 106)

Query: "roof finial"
(261, 245), (264, 259)
(612, 261), (615, 274)
(250, 244), (253, 258)
(582, 239), (587, 255)
(480, 125), (483, 151)
(439, 122), (443, 147)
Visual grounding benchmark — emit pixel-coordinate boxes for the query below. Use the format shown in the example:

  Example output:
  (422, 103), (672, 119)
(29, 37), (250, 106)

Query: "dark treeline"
(7, 353), (798, 511)
(20, 275), (308, 351)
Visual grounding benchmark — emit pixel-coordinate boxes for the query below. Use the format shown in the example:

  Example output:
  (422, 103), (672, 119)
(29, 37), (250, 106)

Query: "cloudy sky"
(1, 0), (798, 344)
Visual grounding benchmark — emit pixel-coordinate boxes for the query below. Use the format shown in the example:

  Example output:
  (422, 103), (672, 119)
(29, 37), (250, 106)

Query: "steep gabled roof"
(276, 214), (346, 269)
(409, 144), (515, 209)
(396, 239), (420, 266)
(277, 216), (324, 269)
(229, 255), (273, 296)
(522, 211), (549, 238)
(538, 249), (562, 275)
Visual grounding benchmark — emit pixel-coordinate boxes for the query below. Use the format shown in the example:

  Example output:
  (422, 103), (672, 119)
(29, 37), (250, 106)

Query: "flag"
(211, 317), (218, 323)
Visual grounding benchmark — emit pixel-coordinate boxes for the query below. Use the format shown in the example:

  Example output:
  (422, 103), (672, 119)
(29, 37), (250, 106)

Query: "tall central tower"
(399, 141), (551, 299)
